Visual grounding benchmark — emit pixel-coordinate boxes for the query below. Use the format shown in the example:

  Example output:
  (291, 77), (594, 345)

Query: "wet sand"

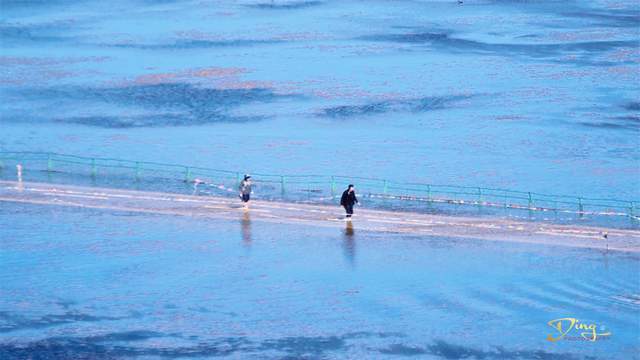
(1, 180), (638, 252)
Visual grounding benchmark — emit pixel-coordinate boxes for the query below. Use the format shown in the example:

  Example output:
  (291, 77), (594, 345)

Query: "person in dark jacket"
(340, 184), (358, 219)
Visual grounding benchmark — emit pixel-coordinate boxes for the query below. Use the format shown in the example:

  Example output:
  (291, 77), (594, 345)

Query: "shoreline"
(1, 180), (639, 253)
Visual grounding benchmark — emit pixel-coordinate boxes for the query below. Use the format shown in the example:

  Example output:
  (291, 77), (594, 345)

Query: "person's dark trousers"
(344, 204), (353, 217)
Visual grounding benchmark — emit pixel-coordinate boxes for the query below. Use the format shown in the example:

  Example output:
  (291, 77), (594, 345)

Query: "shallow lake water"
(1, 203), (638, 359)
(1, 1), (639, 358)
(1, 0), (639, 200)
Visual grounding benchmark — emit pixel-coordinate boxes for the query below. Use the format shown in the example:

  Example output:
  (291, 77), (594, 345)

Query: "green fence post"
(578, 197), (583, 217)
(185, 167), (192, 182)
(331, 176), (336, 198)
(281, 176), (286, 195)
(135, 162), (141, 181)
(47, 153), (53, 172)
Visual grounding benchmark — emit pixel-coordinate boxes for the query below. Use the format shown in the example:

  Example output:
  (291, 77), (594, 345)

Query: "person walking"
(239, 175), (252, 209)
(340, 184), (358, 219)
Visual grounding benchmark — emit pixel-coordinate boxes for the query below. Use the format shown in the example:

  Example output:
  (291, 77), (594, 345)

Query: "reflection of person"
(345, 221), (354, 237)
(340, 184), (358, 219)
(241, 211), (252, 247)
(239, 175), (252, 209)
(343, 220), (355, 266)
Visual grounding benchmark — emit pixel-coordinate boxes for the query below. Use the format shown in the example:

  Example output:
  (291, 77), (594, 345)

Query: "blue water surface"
(1, 0), (639, 200)
(1, 1), (639, 358)
(0, 203), (638, 359)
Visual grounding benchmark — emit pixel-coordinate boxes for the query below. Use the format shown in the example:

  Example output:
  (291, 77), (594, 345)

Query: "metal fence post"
(47, 153), (53, 172)
(427, 184), (432, 203)
(281, 176), (286, 195)
(578, 197), (584, 217)
(528, 192), (533, 209)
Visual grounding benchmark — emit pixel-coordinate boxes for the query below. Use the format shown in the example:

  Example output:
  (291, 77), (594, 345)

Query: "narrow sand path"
(1, 181), (638, 252)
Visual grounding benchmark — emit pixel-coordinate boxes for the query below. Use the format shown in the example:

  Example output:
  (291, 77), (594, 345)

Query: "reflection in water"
(241, 211), (251, 248)
(343, 221), (355, 267)
(601, 248), (609, 271)
(3, 202), (639, 359)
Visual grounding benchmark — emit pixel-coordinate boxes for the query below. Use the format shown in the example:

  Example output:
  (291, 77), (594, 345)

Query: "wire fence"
(0, 151), (638, 227)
